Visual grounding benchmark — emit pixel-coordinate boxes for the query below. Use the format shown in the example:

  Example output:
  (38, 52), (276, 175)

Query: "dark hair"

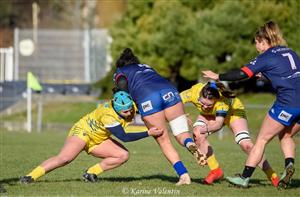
(116, 48), (140, 68)
(215, 82), (236, 98)
(200, 82), (235, 99)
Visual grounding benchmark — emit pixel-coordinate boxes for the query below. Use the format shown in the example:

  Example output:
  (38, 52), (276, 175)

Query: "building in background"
(0, 0), (126, 111)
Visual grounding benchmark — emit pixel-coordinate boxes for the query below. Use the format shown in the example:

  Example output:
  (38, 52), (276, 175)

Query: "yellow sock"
(207, 154), (219, 170)
(27, 166), (46, 180)
(264, 168), (278, 180)
(87, 164), (103, 175)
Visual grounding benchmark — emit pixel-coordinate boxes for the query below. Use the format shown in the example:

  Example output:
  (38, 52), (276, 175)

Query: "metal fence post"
(84, 29), (90, 83)
(14, 28), (19, 80)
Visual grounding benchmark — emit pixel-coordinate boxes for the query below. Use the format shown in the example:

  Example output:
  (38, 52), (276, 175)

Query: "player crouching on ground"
(20, 91), (163, 183)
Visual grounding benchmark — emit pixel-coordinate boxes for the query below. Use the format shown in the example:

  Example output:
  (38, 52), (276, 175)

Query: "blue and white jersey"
(114, 64), (175, 104)
(242, 46), (300, 107)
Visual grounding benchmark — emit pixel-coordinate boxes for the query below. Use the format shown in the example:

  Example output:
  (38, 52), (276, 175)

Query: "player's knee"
(118, 151), (130, 163)
(256, 137), (269, 145)
(240, 141), (253, 153)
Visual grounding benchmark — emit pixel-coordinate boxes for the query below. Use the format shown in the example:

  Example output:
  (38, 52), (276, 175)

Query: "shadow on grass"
(220, 178), (300, 190)
(1, 176), (300, 189)
(0, 175), (200, 185)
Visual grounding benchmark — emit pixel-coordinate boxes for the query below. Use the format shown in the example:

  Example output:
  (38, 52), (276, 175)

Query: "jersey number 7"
(282, 53), (297, 70)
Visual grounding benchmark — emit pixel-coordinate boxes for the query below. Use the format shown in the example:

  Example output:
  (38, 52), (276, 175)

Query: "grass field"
(1, 93), (300, 196)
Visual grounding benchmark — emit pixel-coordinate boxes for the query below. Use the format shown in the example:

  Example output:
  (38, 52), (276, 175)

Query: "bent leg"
(24, 136), (86, 181)
(143, 111), (190, 185)
(246, 114), (285, 167)
(41, 136), (86, 171)
(89, 138), (129, 172)
(278, 123), (300, 160)
(143, 111), (180, 164)
(230, 118), (279, 186)
(164, 102), (191, 146)
(193, 117), (222, 184)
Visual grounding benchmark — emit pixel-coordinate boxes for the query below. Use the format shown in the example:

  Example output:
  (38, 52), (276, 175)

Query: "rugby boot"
(278, 162), (295, 189)
(226, 174), (249, 188)
(176, 173), (191, 186)
(20, 176), (34, 184)
(270, 175), (280, 187)
(83, 171), (98, 183)
(203, 167), (223, 185)
(187, 143), (207, 166)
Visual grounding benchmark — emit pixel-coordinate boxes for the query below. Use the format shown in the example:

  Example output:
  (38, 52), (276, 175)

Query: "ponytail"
(215, 82), (236, 98)
(116, 48), (140, 68)
(201, 81), (235, 99)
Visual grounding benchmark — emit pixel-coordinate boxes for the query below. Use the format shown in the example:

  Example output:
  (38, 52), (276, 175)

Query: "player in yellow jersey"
(180, 81), (279, 186)
(20, 91), (163, 183)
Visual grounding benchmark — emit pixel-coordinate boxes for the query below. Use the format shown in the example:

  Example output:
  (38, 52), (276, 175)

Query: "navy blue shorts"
(137, 88), (182, 117)
(269, 103), (300, 126)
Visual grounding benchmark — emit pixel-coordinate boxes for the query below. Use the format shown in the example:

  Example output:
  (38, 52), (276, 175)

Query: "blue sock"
(173, 161), (188, 176)
(183, 138), (194, 148)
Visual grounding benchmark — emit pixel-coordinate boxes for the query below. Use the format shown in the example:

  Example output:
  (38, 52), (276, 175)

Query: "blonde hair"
(255, 21), (287, 47)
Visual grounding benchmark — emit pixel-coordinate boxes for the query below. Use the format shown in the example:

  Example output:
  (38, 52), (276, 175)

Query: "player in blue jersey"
(203, 21), (300, 189)
(20, 91), (163, 183)
(113, 48), (206, 185)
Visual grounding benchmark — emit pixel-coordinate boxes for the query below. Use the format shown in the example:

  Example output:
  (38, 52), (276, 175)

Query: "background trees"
(107, 0), (299, 95)
(1, 0), (299, 96)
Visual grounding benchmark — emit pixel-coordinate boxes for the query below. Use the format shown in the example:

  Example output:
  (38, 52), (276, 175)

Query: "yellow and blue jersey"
(68, 101), (136, 153)
(180, 83), (246, 125)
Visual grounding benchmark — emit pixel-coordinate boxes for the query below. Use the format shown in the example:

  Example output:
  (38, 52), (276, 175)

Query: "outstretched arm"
(107, 125), (162, 142)
(202, 70), (249, 81)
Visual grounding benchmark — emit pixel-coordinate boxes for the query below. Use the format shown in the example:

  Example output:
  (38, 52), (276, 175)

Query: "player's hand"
(255, 72), (262, 78)
(148, 127), (163, 137)
(202, 70), (219, 81)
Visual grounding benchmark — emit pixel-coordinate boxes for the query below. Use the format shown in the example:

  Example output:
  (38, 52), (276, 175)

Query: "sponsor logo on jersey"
(271, 47), (289, 53)
(162, 92), (175, 102)
(249, 59), (257, 65)
(278, 110), (292, 122)
(86, 117), (102, 131)
(141, 100), (153, 112)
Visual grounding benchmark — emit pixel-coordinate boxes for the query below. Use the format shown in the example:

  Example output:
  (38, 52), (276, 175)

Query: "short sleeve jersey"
(242, 46), (300, 107)
(77, 101), (136, 140)
(114, 64), (175, 104)
(180, 83), (230, 116)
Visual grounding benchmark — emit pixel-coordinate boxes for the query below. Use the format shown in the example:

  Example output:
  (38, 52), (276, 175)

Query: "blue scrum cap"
(113, 91), (133, 113)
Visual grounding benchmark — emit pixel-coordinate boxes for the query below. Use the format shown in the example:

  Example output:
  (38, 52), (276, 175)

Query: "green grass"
(2, 102), (97, 123)
(1, 93), (300, 196)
